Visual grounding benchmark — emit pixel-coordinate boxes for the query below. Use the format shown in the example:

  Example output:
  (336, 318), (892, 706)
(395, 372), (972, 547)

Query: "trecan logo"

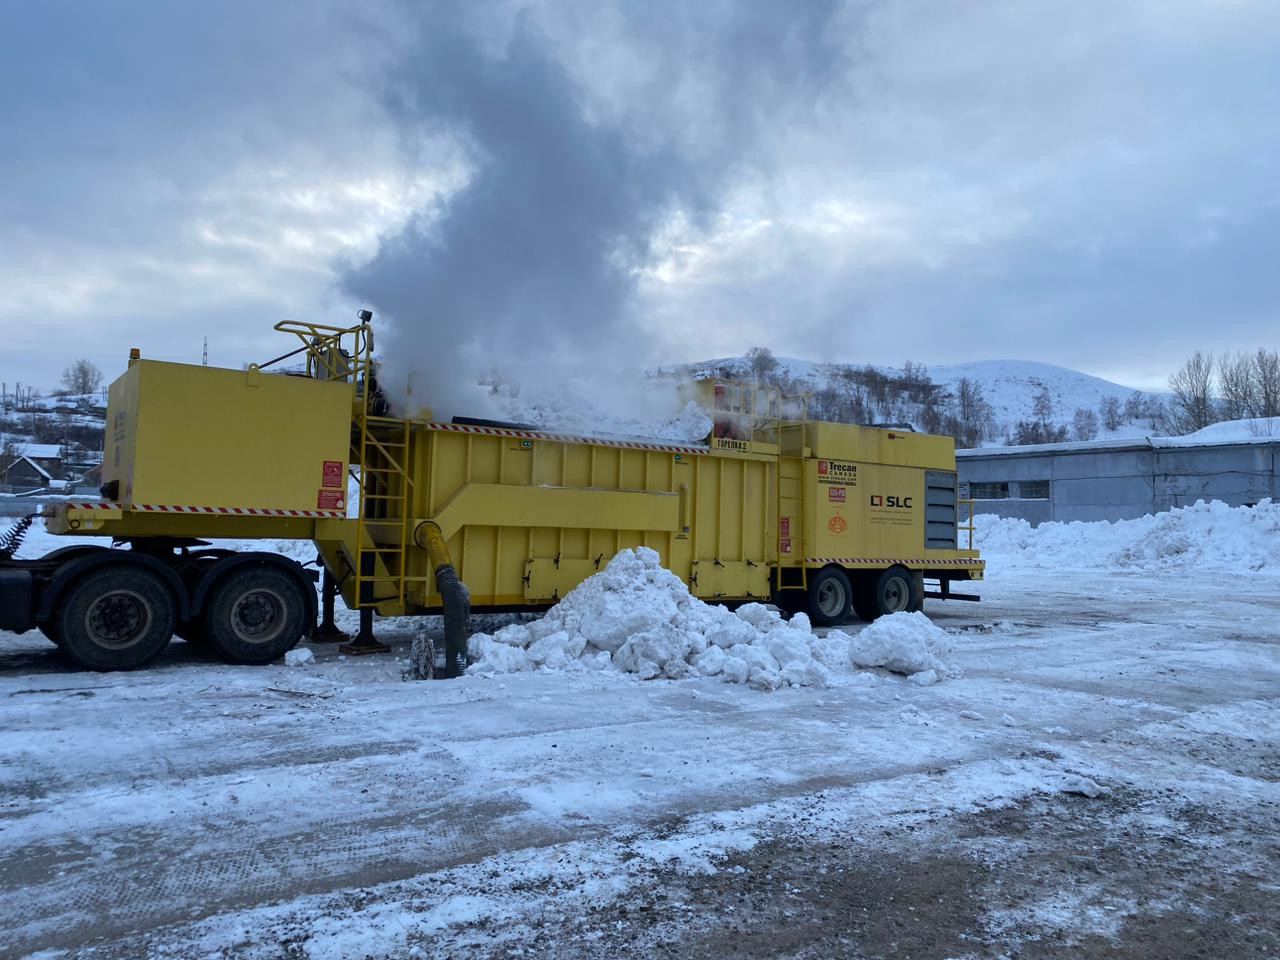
(871, 494), (914, 509)
(817, 460), (829, 476)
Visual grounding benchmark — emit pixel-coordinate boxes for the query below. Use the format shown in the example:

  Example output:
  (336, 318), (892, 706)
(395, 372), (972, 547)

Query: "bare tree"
(1123, 391), (1145, 423)
(1032, 385), (1053, 422)
(0, 436), (19, 478)
(1217, 351), (1257, 421)
(745, 346), (778, 383)
(952, 378), (995, 447)
(1168, 351), (1216, 434)
(1253, 348), (1280, 418)
(61, 359), (104, 396)
(1098, 395), (1123, 432)
(1072, 407), (1099, 441)
(1143, 395), (1170, 432)
(1008, 419), (1069, 445)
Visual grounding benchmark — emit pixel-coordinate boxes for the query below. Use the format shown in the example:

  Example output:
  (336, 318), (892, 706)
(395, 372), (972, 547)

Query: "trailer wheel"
(204, 565), (309, 665)
(807, 567), (852, 627)
(872, 565), (921, 618)
(55, 566), (176, 671)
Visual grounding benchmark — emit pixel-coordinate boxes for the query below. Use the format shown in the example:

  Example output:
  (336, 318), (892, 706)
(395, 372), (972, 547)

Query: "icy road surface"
(2, 570), (1278, 959)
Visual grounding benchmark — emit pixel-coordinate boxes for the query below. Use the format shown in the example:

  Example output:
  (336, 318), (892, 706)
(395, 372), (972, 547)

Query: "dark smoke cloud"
(341, 1), (844, 416)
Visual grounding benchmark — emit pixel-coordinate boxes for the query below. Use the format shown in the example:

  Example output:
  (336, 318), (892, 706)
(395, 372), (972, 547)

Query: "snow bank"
(467, 548), (960, 689)
(977, 499), (1280, 574)
(1160, 417), (1279, 445)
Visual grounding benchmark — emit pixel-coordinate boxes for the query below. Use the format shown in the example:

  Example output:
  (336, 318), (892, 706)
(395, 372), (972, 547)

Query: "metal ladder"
(353, 402), (415, 609)
(778, 394), (810, 594)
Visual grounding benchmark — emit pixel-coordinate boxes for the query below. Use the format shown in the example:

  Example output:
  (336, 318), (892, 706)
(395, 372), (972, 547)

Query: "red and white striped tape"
(65, 502), (344, 519)
(806, 557), (985, 567)
(424, 421), (709, 455)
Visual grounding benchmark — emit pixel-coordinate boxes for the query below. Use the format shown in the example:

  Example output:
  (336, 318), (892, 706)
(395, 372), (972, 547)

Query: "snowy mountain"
(673, 355), (1161, 442)
(927, 359), (1146, 429)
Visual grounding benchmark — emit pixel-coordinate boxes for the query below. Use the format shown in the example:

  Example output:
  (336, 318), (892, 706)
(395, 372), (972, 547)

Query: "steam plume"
(342, 2), (843, 421)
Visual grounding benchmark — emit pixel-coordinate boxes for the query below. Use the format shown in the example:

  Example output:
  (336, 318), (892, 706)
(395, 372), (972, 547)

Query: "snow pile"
(976, 499), (1280, 574)
(467, 548), (961, 689)
(1159, 416), (1279, 445)
(844, 611), (961, 686)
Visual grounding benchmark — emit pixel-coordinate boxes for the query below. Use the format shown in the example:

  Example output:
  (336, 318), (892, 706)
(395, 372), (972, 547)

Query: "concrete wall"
(959, 441), (1279, 525)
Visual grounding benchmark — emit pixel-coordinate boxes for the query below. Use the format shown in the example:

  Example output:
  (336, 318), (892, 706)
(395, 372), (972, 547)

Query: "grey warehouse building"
(956, 434), (1280, 525)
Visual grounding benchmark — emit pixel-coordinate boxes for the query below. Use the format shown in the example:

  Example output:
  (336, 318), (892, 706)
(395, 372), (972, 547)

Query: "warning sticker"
(780, 538), (792, 554)
(779, 517), (791, 537)
(827, 515), (848, 534)
(317, 490), (345, 511)
(321, 460), (344, 489)
(828, 487), (846, 503)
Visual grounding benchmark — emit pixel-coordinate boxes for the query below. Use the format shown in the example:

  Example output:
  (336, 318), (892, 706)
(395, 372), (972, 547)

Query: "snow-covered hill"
(673, 354), (1160, 442)
(927, 359), (1141, 427)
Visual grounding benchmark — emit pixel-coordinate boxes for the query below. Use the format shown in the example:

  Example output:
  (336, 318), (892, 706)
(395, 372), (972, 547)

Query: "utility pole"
(203, 337), (208, 367)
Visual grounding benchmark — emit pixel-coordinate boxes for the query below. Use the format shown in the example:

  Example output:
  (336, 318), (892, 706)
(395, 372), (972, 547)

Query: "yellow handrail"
(958, 497), (976, 550)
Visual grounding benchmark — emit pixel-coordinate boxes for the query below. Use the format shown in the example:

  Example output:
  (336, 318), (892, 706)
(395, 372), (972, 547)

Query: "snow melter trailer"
(0, 316), (983, 672)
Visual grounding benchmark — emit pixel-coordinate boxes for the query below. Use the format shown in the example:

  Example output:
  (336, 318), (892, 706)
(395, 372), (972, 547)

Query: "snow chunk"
(736, 602), (784, 632)
(283, 647), (314, 666)
(846, 612), (961, 680)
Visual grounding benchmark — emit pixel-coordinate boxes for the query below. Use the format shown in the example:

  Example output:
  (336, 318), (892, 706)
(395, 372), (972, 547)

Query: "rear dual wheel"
(203, 566), (309, 665)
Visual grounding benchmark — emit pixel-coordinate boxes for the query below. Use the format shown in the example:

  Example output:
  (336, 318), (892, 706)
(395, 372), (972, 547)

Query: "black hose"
(435, 562), (471, 678)
(0, 515), (34, 560)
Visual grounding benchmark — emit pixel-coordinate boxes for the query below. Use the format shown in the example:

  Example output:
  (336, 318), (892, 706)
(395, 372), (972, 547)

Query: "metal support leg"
(338, 607), (390, 655)
(312, 565), (348, 641)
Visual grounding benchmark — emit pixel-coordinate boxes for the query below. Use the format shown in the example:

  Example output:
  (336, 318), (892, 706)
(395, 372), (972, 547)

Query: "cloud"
(1, 0), (1278, 397)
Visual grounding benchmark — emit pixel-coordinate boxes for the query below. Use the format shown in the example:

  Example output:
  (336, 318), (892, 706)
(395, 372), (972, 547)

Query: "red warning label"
(321, 460), (344, 489)
(317, 490), (344, 511)
(828, 487), (846, 503)
(780, 538), (792, 554)
(779, 517), (791, 537)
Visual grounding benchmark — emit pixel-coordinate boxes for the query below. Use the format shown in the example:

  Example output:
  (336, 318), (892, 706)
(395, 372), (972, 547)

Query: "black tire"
(850, 573), (878, 622)
(807, 567), (852, 627)
(55, 566), (177, 671)
(204, 565), (309, 665)
(871, 565), (921, 618)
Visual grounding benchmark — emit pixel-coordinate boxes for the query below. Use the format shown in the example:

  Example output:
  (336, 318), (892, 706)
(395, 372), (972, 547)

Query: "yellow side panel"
(808, 459), (927, 560)
(391, 429), (776, 611)
(524, 558), (603, 602)
(691, 560), (770, 600)
(806, 422), (955, 471)
(105, 360), (352, 512)
(431, 483), (679, 542)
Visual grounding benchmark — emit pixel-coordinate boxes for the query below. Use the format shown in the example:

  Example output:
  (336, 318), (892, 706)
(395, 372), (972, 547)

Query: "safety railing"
(256, 318), (374, 384)
(958, 498), (977, 550)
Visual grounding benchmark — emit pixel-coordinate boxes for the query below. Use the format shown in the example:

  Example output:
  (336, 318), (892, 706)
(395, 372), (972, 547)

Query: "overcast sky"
(2, 0), (1277, 396)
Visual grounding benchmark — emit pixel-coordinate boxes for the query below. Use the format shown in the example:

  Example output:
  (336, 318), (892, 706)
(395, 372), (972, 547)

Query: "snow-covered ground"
(2, 503), (1278, 958)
